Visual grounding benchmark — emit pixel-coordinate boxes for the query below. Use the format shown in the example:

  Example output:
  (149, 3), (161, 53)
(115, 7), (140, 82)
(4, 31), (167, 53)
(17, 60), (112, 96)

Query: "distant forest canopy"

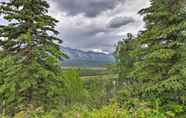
(0, 0), (186, 118)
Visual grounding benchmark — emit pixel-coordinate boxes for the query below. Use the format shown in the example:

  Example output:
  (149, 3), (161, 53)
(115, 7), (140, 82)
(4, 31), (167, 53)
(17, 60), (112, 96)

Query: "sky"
(0, 0), (150, 53)
(48, 0), (150, 53)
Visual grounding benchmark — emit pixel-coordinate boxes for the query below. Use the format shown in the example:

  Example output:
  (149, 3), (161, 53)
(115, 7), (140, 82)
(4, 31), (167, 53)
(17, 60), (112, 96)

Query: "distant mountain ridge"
(61, 47), (115, 67)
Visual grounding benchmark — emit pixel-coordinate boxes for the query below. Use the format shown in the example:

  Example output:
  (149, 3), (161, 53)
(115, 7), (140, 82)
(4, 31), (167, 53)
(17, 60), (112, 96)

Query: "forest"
(0, 0), (186, 118)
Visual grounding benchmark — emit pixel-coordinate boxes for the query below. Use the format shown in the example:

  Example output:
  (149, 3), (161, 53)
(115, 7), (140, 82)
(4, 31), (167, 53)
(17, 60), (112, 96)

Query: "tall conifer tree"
(0, 0), (66, 114)
(131, 0), (186, 104)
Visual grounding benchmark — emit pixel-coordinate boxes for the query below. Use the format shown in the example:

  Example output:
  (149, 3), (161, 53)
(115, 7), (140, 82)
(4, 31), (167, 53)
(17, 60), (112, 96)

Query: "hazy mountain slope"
(61, 47), (115, 67)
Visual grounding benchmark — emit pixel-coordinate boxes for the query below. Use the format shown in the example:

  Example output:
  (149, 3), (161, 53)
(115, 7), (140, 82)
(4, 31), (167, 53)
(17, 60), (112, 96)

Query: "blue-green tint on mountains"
(61, 47), (115, 67)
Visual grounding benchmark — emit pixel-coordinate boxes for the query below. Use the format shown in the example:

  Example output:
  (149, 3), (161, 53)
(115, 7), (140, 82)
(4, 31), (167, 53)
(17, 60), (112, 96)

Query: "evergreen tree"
(130, 0), (186, 105)
(0, 0), (66, 114)
(115, 33), (134, 81)
(115, 0), (186, 113)
(115, 33), (145, 100)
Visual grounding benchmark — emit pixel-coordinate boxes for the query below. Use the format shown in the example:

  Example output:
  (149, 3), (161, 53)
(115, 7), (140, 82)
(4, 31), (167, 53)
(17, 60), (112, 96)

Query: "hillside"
(61, 47), (115, 67)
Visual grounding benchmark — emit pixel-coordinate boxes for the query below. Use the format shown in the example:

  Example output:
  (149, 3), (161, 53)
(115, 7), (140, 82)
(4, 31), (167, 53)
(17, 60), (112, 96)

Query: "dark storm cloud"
(108, 16), (135, 28)
(52, 0), (125, 17)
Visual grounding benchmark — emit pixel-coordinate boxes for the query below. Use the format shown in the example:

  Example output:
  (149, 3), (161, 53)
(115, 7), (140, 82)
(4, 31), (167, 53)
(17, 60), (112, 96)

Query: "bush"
(63, 102), (168, 118)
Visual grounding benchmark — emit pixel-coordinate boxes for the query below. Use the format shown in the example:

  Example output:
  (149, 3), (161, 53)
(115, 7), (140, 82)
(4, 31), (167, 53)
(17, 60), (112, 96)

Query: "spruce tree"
(115, 33), (145, 100)
(115, 34), (135, 88)
(115, 33), (133, 80)
(130, 0), (186, 105)
(0, 0), (66, 114)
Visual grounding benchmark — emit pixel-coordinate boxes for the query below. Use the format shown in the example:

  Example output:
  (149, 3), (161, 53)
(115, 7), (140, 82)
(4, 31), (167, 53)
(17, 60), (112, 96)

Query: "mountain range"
(61, 47), (115, 67)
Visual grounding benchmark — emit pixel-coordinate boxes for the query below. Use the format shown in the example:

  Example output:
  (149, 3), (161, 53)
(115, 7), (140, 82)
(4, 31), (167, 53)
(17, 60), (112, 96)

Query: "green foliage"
(63, 102), (168, 118)
(1, 0), (186, 117)
(133, 0), (186, 103)
(84, 75), (116, 108)
(115, 33), (134, 78)
(62, 69), (89, 105)
(0, 101), (184, 118)
(114, 33), (137, 91)
(0, 0), (66, 115)
(63, 67), (109, 77)
(79, 67), (108, 77)
(115, 0), (186, 117)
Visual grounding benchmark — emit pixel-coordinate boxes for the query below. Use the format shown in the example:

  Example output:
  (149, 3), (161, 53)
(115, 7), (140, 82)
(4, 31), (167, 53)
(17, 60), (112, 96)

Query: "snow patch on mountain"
(61, 47), (115, 67)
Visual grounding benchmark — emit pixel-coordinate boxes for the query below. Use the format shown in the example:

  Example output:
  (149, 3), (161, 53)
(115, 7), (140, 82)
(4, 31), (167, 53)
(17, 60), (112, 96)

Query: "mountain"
(61, 47), (115, 67)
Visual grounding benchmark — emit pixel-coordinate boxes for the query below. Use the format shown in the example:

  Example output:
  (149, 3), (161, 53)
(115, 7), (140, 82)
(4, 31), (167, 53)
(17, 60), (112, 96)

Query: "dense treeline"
(115, 0), (186, 117)
(0, 0), (186, 118)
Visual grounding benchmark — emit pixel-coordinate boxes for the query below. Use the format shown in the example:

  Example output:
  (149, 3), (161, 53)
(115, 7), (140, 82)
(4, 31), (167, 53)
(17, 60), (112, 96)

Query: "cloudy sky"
(48, 0), (150, 53)
(0, 0), (150, 53)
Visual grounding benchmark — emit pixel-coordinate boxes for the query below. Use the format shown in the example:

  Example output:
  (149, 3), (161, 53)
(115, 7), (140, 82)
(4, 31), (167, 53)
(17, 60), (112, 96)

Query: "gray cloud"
(61, 30), (120, 52)
(0, 0), (150, 52)
(52, 0), (125, 17)
(59, 21), (116, 52)
(108, 16), (135, 28)
(49, 0), (150, 52)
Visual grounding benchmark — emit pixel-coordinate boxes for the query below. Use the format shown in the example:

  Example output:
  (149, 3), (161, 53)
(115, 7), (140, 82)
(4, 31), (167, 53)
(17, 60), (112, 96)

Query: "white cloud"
(91, 49), (110, 54)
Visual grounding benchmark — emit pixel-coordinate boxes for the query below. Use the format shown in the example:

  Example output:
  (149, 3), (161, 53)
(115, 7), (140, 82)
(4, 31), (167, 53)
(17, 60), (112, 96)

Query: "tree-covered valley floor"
(3, 66), (186, 118)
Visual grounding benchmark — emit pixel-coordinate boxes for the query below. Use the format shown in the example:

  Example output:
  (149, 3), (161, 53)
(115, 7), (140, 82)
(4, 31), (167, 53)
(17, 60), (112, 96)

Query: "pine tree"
(130, 0), (186, 105)
(115, 33), (135, 86)
(0, 0), (66, 114)
(115, 33), (133, 79)
(115, 33), (146, 100)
